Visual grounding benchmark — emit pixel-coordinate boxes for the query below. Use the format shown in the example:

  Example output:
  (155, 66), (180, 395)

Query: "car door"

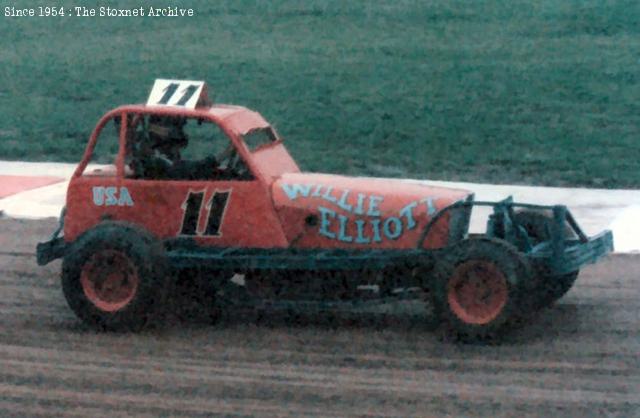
(65, 111), (130, 241)
(120, 112), (288, 248)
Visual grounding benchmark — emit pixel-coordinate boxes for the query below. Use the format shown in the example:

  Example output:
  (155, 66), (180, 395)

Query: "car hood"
(272, 173), (473, 249)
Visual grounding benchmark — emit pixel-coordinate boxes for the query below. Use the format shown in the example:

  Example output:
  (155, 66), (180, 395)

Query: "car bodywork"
(35, 81), (614, 339)
(37, 101), (612, 269)
(40, 103), (479, 255)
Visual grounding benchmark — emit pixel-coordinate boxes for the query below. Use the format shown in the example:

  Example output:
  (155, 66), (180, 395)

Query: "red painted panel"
(64, 101), (474, 252)
(251, 142), (300, 183)
(272, 173), (472, 250)
(64, 176), (289, 248)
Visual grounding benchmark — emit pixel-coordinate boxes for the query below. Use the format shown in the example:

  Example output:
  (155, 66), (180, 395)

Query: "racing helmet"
(148, 116), (188, 149)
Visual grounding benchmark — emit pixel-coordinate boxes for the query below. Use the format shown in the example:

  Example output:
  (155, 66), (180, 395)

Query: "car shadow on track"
(160, 280), (582, 346)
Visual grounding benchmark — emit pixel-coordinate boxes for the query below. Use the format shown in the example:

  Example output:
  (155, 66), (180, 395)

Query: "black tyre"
(513, 210), (579, 308)
(431, 237), (532, 342)
(61, 222), (168, 331)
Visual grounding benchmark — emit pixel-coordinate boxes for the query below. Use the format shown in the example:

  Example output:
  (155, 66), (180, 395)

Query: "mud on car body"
(37, 80), (613, 341)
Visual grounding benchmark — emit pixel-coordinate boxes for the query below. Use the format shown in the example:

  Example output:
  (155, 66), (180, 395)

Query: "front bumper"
(493, 201), (614, 275)
(423, 197), (615, 275)
(529, 230), (614, 275)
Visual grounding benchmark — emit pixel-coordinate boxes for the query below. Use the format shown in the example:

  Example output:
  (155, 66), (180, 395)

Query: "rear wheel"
(62, 222), (168, 331)
(513, 210), (579, 308)
(431, 237), (531, 342)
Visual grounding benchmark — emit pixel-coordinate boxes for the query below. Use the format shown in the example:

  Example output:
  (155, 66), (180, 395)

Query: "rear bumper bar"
(36, 237), (67, 266)
(35, 206), (66, 266)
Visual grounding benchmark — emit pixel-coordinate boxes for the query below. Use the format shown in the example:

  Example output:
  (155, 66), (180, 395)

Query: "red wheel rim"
(80, 250), (139, 312)
(447, 260), (508, 325)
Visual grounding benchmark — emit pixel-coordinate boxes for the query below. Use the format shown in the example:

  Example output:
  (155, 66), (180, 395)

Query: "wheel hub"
(80, 250), (139, 312)
(447, 260), (508, 325)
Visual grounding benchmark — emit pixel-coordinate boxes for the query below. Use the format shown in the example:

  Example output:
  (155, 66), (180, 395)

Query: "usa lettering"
(92, 186), (134, 207)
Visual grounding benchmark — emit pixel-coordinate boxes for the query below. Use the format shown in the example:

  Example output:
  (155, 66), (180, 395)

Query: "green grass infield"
(1, 0), (638, 188)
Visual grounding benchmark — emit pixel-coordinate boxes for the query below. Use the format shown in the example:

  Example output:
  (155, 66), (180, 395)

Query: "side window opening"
(82, 117), (121, 177)
(124, 115), (253, 181)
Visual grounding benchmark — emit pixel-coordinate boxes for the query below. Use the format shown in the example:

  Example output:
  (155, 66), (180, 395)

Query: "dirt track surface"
(1, 218), (638, 417)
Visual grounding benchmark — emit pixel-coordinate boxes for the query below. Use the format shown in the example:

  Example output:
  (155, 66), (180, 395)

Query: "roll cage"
(73, 104), (278, 184)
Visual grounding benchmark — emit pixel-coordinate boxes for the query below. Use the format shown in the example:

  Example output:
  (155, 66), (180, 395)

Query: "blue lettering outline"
(318, 206), (336, 239)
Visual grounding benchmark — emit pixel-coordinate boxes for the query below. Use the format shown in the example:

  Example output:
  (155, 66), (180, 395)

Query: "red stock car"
(37, 80), (613, 341)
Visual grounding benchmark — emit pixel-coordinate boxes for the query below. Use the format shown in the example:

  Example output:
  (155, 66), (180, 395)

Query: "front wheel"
(61, 222), (168, 331)
(431, 237), (532, 342)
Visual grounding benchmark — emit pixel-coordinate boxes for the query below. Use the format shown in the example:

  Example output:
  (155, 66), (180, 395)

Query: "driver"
(137, 116), (218, 180)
